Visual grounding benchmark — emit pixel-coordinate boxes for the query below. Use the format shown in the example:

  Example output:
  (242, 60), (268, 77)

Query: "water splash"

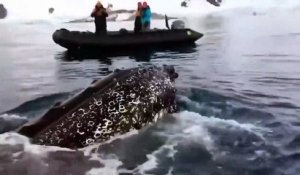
(0, 132), (72, 154)
(0, 113), (27, 121)
(0, 114), (28, 133)
(129, 110), (272, 173)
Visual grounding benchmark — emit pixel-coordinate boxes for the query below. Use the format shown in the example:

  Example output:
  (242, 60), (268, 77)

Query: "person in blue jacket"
(141, 2), (151, 31)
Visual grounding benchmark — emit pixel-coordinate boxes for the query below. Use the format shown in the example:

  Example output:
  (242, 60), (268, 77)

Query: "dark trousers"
(134, 16), (142, 33)
(95, 17), (107, 35)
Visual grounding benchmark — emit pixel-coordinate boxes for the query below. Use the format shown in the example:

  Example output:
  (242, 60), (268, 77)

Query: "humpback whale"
(17, 65), (179, 149)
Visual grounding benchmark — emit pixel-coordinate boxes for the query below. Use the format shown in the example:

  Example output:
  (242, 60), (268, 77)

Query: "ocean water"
(1, 1), (300, 175)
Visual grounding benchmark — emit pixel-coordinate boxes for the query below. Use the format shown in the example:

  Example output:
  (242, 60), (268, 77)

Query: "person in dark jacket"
(141, 2), (151, 31)
(134, 2), (143, 33)
(91, 1), (108, 35)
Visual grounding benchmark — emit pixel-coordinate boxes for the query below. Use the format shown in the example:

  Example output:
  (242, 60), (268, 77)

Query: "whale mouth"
(163, 65), (179, 82)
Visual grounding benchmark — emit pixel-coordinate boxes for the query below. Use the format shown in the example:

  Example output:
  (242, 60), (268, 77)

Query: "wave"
(176, 88), (276, 123)
(133, 111), (276, 174)
(0, 132), (72, 154)
(81, 110), (272, 174)
(0, 130), (138, 175)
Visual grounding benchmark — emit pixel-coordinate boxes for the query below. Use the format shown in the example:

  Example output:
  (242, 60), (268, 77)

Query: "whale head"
(18, 65), (179, 149)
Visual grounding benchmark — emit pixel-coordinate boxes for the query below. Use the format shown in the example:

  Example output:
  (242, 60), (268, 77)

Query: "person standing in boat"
(134, 2), (143, 33)
(141, 2), (152, 31)
(91, 1), (108, 35)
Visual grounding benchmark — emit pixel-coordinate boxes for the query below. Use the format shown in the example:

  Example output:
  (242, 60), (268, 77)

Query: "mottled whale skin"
(17, 65), (178, 149)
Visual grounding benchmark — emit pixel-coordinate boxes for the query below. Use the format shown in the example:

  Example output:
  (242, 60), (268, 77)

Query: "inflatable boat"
(52, 18), (203, 52)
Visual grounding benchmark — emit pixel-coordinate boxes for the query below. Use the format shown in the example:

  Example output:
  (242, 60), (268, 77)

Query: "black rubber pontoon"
(52, 28), (203, 52)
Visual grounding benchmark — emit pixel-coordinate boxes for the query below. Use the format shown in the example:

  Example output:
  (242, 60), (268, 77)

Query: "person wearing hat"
(141, 2), (151, 31)
(134, 2), (143, 33)
(91, 1), (108, 35)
